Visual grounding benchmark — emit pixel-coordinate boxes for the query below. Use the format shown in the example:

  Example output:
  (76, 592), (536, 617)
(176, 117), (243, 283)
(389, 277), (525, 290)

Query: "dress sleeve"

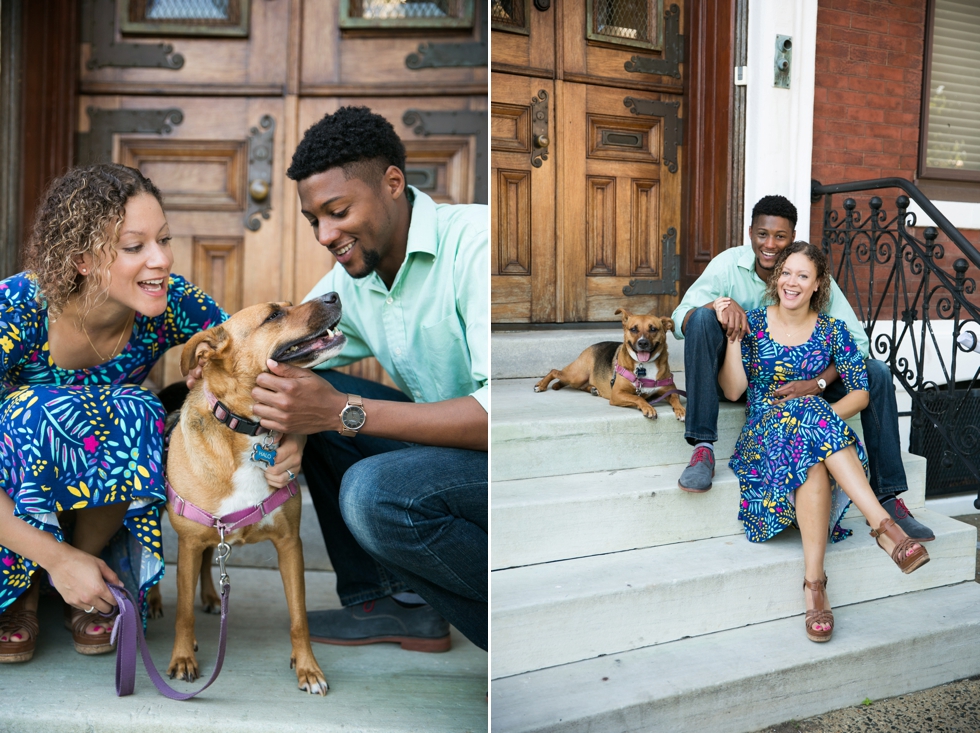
(161, 275), (229, 349)
(741, 309), (762, 377)
(0, 275), (45, 380)
(830, 318), (868, 393)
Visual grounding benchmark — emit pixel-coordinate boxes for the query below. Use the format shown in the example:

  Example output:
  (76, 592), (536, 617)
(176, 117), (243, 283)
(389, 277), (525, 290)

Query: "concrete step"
(491, 328), (684, 380)
(1, 566), (487, 732)
(491, 377), (862, 481)
(490, 582), (980, 733)
(490, 508), (975, 679)
(491, 454), (927, 570)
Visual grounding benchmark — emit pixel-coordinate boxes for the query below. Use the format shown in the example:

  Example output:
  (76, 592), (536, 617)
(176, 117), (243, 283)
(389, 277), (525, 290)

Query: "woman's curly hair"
(764, 240), (832, 313)
(23, 164), (163, 318)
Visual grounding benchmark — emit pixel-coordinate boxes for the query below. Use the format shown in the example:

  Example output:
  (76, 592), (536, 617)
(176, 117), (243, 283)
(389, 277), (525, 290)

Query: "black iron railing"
(811, 178), (980, 508)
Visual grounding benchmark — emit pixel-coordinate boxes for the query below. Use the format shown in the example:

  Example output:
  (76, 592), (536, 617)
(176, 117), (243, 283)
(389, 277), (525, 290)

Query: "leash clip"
(215, 526), (231, 591)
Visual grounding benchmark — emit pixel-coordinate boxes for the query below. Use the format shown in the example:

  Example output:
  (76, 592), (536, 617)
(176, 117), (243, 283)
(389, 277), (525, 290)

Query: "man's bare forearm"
(360, 395), (487, 451)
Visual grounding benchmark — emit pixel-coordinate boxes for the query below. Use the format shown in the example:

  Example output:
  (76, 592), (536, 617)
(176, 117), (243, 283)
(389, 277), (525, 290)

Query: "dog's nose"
(636, 337), (651, 350)
(318, 292), (340, 305)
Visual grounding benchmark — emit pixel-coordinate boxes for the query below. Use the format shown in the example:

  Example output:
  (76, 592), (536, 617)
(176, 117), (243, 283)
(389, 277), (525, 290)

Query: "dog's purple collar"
(166, 479), (299, 533)
(202, 385), (270, 436)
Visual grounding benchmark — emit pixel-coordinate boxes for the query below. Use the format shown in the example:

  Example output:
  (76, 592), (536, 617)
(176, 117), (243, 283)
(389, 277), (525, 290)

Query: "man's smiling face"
(298, 165), (403, 281)
(749, 214), (796, 281)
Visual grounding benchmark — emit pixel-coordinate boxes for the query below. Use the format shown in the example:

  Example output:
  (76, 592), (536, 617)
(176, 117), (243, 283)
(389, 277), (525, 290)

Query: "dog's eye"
(265, 310), (284, 323)
(630, 326), (638, 333)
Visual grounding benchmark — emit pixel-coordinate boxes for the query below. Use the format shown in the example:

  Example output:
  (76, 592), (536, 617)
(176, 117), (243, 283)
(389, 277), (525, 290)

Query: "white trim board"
(907, 199), (980, 231)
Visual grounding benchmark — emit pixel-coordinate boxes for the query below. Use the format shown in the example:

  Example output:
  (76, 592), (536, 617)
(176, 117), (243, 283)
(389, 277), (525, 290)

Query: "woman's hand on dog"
(265, 433), (306, 488)
(48, 545), (121, 614)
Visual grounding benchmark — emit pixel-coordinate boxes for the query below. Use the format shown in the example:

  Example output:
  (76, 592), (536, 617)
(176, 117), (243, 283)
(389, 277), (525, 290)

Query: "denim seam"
(402, 485), (488, 604)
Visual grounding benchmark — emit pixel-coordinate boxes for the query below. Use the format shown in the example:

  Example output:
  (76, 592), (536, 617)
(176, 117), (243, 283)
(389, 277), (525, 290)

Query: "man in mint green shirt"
(250, 107), (488, 653)
(671, 195), (932, 541)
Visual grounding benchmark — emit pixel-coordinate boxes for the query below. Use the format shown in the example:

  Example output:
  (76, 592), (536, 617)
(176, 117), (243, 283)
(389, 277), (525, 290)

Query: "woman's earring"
(80, 268), (87, 274)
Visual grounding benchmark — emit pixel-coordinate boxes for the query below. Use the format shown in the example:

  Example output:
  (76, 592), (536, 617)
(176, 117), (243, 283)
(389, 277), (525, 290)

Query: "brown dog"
(165, 293), (346, 696)
(534, 308), (686, 421)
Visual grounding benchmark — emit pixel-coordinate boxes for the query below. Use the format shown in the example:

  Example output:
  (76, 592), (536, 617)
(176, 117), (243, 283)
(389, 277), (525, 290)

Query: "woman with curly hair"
(0, 164), (229, 662)
(718, 240), (929, 643)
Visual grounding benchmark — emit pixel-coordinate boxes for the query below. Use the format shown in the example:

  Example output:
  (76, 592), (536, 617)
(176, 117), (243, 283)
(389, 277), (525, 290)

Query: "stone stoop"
(490, 328), (980, 733)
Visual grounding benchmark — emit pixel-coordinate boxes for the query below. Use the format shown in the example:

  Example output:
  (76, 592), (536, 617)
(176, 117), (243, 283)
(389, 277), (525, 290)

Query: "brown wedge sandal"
(803, 576), (834, 643)
(64, 605), (116, 655)
(870, 516), (930, 574)
(0, 609), (39, 663)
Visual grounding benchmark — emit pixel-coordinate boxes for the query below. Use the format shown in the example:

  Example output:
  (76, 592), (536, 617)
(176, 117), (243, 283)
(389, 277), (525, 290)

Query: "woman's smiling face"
(86, 193), (174, 317)
(776, 252), (819, 311)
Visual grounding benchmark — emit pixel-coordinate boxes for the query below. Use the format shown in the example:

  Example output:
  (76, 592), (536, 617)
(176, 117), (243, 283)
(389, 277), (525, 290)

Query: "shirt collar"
(355, 185), (434, 294)
(736, 243), (757, 272)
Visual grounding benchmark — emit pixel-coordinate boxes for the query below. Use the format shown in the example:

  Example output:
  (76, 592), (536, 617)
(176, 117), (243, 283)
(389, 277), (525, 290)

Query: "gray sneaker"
(307, 596), (451, 652)
(678, 445), (715, 492)
(882, 496), (935, 542)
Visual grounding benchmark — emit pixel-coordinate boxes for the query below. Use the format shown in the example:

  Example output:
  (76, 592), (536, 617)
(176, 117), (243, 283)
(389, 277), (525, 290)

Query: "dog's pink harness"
(613, 360), (687, 402)
(166, 479), (299, 534)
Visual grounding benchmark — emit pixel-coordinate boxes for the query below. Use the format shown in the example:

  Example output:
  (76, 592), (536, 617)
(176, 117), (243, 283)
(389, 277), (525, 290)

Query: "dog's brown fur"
(534, 308), (686, 421)
(165, 295), (345, 696)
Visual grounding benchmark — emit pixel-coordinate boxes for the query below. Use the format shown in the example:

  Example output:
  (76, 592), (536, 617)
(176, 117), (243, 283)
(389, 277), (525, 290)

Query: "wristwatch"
(339, 394), (366, 437)
(816, 378), (828, 391)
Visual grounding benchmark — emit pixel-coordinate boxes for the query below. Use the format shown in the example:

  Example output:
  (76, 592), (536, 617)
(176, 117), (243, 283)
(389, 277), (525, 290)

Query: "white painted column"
(742, 0), (819, 240)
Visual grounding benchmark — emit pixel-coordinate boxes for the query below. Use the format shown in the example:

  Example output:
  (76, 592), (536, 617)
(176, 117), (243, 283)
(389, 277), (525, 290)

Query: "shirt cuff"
(470, 384), (489, 413)
(671, 305), (694, 340)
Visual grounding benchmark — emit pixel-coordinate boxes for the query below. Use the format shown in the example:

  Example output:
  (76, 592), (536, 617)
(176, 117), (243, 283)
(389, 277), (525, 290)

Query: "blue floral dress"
(0, 273), (226, 620)
(729, 307), (869, 544)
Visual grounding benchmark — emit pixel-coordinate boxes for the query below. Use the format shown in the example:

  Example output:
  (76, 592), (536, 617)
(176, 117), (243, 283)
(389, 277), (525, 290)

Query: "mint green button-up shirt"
(671, 243), (870, 358)
(304, 187), (489, 412)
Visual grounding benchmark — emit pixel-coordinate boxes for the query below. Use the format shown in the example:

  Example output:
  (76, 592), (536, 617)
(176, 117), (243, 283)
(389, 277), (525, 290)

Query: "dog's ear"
(661, 317), (675, 335)
(614, 308), (633, 323)
(180, 325), (230, 376)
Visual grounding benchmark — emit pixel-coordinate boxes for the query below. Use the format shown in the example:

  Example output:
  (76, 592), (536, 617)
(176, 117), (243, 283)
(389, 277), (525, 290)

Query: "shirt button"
(414, 391), (421, 398)
(386, 297), (393, 304)
(395, 348), (401, 355)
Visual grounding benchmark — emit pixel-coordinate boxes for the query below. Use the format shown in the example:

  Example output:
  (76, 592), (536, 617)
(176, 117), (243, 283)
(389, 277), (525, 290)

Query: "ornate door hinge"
(623, 96), (683, 173)
(406, 2), (487, 69)
(77, 107), (183, 165)
(82, 0), (184, 70)
(245, 115), (275, 231)
(624, 3), (684, 79)
(622, 227), (680, 296)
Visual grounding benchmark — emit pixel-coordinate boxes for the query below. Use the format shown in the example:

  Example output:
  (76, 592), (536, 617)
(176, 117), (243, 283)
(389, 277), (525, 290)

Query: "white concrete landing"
(491, 582), (980, 733)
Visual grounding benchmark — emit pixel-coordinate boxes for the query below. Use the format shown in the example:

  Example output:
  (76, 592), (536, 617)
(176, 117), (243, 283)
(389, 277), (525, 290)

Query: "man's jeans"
(682, 307), (908, 497)
(301, 370), (488, 650)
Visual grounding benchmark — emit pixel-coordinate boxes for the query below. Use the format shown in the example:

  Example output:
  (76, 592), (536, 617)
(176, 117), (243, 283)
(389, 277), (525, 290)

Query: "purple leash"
(108, 575), (229, 699)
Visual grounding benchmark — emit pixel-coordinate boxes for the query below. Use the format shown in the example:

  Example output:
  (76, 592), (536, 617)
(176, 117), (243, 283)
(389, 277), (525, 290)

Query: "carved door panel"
(560, 84), (682, 322)
(490, 73), (556, 323)
(491, 0), (685, 323)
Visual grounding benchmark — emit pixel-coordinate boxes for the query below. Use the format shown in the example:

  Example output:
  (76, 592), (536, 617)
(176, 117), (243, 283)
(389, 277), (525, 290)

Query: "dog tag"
(250, 443), (277, 468)
(635, 364), (647, 378)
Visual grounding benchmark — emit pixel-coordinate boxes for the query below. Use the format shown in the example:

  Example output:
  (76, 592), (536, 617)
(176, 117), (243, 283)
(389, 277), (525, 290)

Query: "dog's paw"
(167, 654), (200, 682)
(642, 410), (658, 420)
(590, 387), (599, 396)
(146, 585), (164, 619)
(294, 658), (329, 697)
(533, 385), (542, 392)
(675, 408), (686, 422)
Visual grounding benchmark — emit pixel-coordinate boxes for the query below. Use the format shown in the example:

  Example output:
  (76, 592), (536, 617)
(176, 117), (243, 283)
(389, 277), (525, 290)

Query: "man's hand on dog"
(267, 433), (306, 488)
(252, 359), (341, 435)
(712, 297), (749, 341)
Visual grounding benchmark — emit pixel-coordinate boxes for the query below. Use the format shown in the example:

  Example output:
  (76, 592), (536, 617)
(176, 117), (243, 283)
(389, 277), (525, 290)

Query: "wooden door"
(491, 0), (686, 323)
(76, 0), (486, 386)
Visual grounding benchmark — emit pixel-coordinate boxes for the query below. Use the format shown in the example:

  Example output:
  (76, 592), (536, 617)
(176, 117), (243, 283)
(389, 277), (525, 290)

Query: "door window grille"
(586, 0), (662, 51)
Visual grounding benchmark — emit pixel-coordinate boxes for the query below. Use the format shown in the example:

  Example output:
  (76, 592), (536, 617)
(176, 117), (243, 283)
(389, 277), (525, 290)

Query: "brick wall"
(809, 0), (980, 320)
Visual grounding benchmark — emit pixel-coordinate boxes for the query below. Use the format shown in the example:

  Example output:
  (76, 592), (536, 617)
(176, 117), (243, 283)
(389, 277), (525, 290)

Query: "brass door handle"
(249, 179), (270, 202)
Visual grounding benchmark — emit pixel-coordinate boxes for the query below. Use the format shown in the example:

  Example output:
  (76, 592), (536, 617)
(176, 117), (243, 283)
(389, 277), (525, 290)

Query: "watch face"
(342, 405), (366, 430)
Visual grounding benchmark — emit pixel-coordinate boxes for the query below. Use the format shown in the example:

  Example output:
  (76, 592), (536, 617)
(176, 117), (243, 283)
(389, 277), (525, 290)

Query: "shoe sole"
(309, 634), (451, 653)
(806, 632), (832, 643)
(678, 468), (715, 493)
(0, 649), (34, 663)
(73, 641), (115, 655)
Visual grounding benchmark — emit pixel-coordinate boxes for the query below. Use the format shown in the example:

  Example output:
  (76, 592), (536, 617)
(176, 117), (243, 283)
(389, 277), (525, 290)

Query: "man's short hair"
(751, 195), (798, 228)
(286, 106), (407, 184)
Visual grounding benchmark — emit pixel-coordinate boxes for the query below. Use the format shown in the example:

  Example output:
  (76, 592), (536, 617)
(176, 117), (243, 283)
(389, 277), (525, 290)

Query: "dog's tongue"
(636, 351), (651, 363)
